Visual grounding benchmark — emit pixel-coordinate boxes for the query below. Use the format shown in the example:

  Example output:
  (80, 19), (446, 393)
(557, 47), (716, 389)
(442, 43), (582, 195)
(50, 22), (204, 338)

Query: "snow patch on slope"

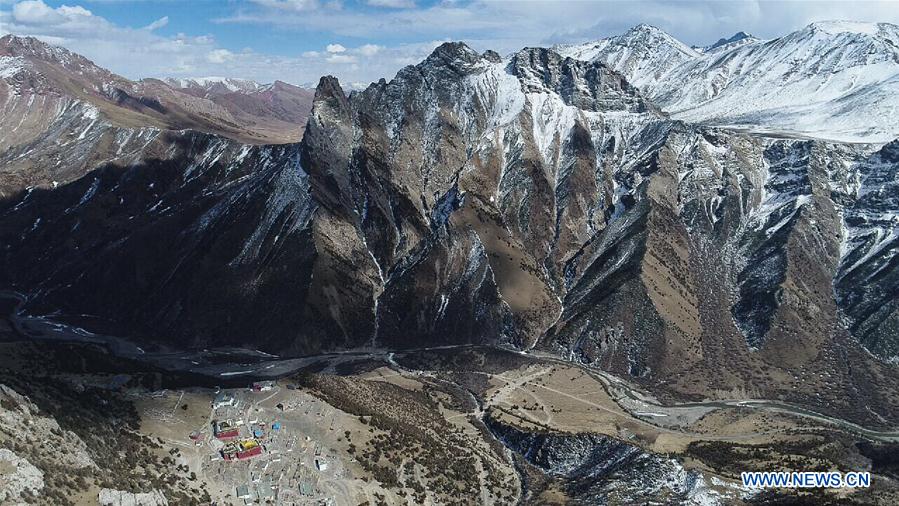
(0, 56), (27, 79)
(461, 61), (525, 131)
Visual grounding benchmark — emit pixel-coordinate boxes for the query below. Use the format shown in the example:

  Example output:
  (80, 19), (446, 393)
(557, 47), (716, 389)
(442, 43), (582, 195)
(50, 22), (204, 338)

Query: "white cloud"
(356, 43), (382, 56)
(206, 0), (899, 88)
(326, 53), (356, 63)
(207, 48), (235, 63)
(250, 0), (321, 12)
(56, 5), (91, 18)
(144, 16), (169, 31)
(12, 0), (68, 25)
(0, 0), (448, 89)
(2, 0), (223, 80)
(366, 0), (415, 8)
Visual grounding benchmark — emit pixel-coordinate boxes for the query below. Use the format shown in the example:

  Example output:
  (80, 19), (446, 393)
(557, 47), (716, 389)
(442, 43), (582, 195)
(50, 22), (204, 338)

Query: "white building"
(213, 391), (238, 409)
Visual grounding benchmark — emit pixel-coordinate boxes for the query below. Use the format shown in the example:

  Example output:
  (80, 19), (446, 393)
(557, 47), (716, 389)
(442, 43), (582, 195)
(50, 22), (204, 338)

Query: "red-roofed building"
(223, 444), (263, 461)
(237, 446), (263, 460)
(215, 429), (240, 440)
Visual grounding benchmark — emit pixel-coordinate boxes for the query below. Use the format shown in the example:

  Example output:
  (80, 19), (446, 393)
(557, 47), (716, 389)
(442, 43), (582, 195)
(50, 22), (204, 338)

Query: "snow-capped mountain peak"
(1, 34), (122, 87)
(697, 31), (760, 53)
(807, 20), (894, 36)
(1, 34), (88, 68)
(561, 21), (899, 143)
(556, 24), (699, 62)
(163, 76), (268, 94)
(554, 24), (698, 94)
(626, 23), (689, 43)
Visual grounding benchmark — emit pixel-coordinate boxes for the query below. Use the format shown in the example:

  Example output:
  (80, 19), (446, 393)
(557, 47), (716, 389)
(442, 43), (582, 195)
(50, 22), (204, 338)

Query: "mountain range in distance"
(0, 34), (313, 197)
(556, 21), (899, 143)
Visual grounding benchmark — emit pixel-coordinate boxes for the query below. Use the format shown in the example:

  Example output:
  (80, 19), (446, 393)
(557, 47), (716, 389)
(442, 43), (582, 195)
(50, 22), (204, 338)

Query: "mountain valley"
(1, 17), (899, 505)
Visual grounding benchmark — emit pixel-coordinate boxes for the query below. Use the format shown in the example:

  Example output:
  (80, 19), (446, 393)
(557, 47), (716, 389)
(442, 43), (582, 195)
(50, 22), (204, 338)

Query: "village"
(135, 379), (365, 505)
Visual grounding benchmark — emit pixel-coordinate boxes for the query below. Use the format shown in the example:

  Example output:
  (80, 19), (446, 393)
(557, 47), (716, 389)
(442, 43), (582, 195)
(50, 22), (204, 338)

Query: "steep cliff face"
(834, 141), (899, 361)
(298, 43), (664, 349)
(1, 134), (330, 352)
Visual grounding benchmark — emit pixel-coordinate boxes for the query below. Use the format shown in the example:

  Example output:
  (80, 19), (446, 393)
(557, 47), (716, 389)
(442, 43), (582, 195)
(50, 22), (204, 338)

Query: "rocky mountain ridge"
(558, 21), (899, 142)
(695, 31), (759, 53)
(159, 76), (314, 130)
(0, 34), (311, 197)
(555, 24), (700, 95)
(162, 77), (270, 95)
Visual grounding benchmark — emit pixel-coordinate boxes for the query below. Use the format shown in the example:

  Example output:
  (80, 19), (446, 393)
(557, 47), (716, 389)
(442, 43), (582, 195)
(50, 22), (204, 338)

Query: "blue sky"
(3, 0), (899, 88)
